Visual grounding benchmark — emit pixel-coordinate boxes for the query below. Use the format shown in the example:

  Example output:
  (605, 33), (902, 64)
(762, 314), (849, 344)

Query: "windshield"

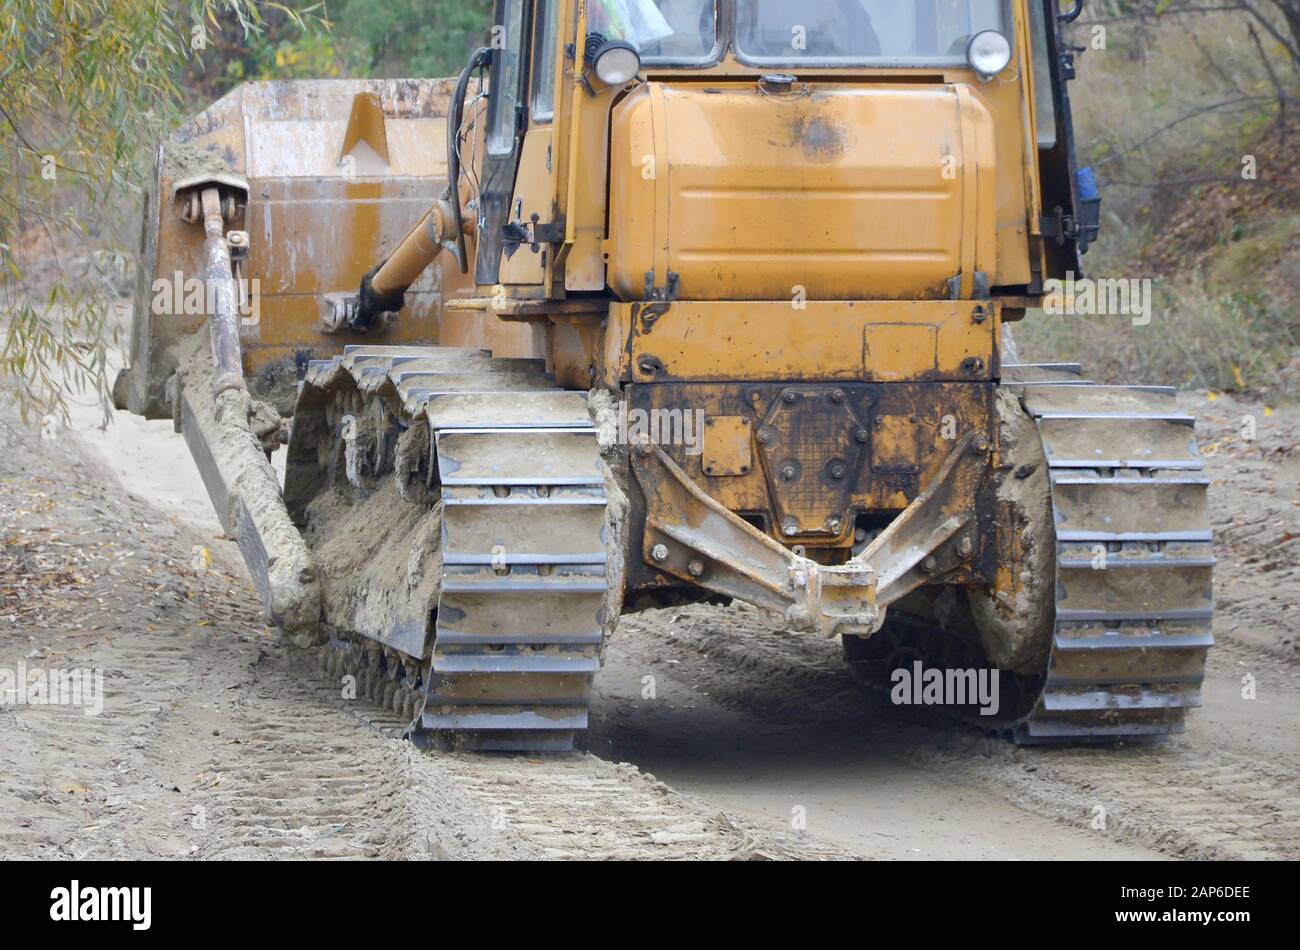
(586, 1), (1008, 68)
(737, 0), (1006, 64)
(588, 0), (719, 63)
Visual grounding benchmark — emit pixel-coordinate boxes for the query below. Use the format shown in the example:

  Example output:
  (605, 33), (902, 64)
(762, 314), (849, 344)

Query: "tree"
(1093, 0), (1300, 70)
(328, 0), (494, 79)
(0, 0), (317, 426)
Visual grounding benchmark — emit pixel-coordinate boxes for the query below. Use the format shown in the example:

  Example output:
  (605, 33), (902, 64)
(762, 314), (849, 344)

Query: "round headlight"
(966, 30), (1012, 80)
(593, 40), (641, 86)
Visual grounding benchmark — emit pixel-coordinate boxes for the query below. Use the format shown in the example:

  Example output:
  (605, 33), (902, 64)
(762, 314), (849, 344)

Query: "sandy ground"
(2, 363), (1297, 859)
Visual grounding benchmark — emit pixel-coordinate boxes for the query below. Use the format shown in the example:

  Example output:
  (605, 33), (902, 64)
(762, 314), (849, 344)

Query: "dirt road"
(1, 381), (1296, 860)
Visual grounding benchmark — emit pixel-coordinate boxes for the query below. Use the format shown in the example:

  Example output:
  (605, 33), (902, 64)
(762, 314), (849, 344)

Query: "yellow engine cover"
(607, 81), (998, 302)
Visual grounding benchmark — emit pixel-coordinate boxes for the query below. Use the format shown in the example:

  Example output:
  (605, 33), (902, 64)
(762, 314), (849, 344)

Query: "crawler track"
(288, 346), (615, 753)
(1010, 365), (1214, 741)
(845, 364), (1214, 743)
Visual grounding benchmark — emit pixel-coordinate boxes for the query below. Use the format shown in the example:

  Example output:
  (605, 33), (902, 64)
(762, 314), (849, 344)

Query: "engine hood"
(606, 81), (999, 302)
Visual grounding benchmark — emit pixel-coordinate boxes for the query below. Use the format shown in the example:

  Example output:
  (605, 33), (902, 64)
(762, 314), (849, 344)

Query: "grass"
(1016, 270), (1298, 393)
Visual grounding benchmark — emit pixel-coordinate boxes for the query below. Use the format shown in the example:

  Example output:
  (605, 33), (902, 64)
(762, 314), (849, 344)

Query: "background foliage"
(0, 0), (321, 423)
(1017, 0), (1300, 396)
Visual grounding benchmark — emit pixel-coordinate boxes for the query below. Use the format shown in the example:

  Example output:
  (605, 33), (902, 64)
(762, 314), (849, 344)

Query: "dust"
(590, 388), (631, 640)
(394, 420), (431, 505)
(161, 139), (235, 182)
(10, 374), (1298, 860)
(1191, 390), (1300, 659)
(303, 481), (442, 653)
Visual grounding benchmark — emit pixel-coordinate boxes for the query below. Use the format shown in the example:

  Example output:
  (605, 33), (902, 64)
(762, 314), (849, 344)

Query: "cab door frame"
(476, 0), (536, 287)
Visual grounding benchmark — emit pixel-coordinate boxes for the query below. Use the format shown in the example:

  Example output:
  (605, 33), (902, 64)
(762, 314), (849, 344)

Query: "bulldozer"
(117, 0), (1214, 752)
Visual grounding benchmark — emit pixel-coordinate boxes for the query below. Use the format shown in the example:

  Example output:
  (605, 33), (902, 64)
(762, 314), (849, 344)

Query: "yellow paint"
(702, 417), (754, 478)
(498, 127), (556, 286)
(626, 300), (996, 383)
(864, 325), (939, 382)
(606, 82), (997, 302)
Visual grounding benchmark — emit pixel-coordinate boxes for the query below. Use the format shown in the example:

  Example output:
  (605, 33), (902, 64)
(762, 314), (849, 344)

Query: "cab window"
(736, 0), (1006, 65)
(1028, 0), (1059, 148)
(531, 0), (561, 121)
(487, 0), (527, 154)
(588, 0), (719, 64)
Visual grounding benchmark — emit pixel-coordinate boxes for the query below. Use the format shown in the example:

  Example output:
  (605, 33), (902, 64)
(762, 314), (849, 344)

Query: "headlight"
(966, 30), (1012, 80)
(592, 40), (641, 86)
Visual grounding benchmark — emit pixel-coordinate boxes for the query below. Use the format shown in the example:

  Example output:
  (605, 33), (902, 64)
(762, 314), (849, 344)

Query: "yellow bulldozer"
(117, 0), (1214, 751)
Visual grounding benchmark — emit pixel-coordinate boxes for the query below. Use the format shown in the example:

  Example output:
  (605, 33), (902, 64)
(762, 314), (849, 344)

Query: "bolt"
(651, 544), (669, 563)
(921, 556), (938, 574)
(638, 441), (654, 457)
(855, 429), (870, 443)
(831, 390), (845, 404)
(783, 520), (800, 537)
(749, 391), (762, 404)
(757, 428), (774, 446)
(783, 391), (798, 404)
(688, 559), (706, 578)
(781, 464), (797, 481)
(826, 517), (843, 534)
(829, 463), (846, 480)
(958, 537), (975, 558)
(974, 435), (990, 453)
